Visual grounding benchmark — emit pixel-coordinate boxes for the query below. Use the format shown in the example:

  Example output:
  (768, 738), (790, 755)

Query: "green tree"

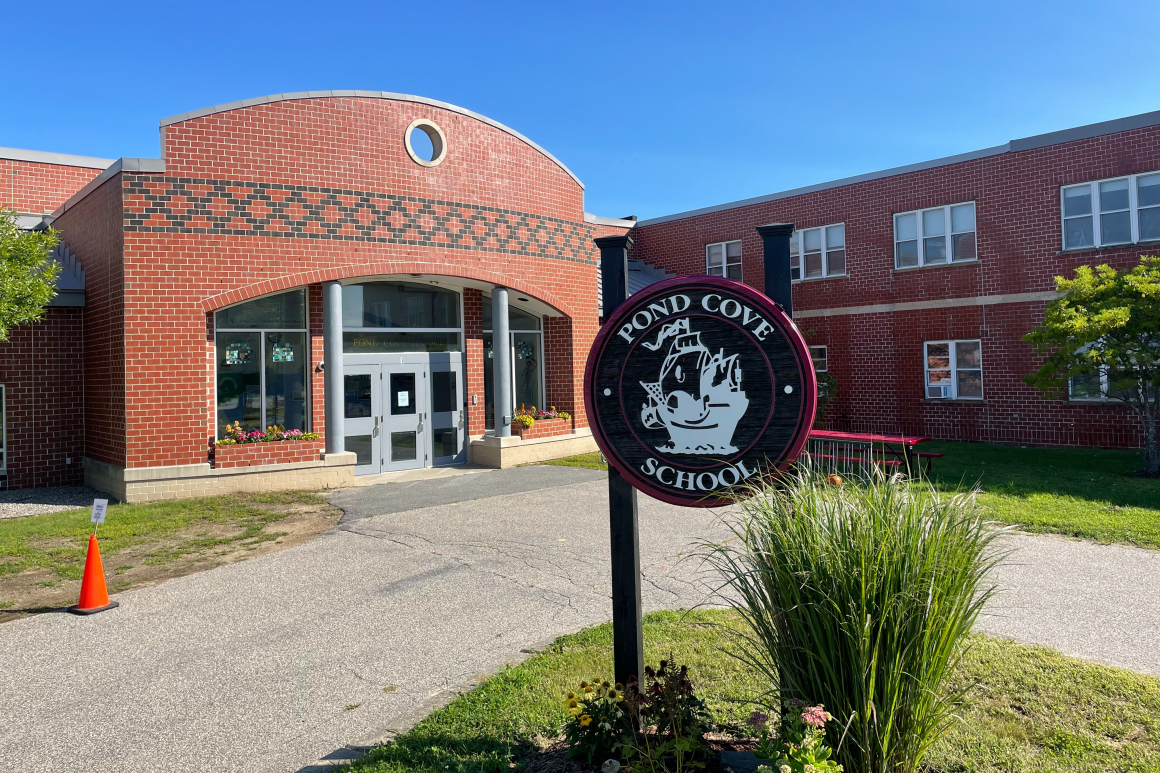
(1024, 256), (1160, 475)
(0, 208), (61, 341)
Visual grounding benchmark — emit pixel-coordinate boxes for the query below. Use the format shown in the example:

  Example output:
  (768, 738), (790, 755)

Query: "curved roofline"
(159, 90), (583, 189)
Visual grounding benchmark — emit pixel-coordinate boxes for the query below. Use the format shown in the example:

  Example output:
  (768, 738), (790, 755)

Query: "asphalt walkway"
(1, 470), (1157, 772)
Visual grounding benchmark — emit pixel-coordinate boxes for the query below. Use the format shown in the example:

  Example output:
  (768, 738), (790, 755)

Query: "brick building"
(632, 110), (1160, 450)
(1, 95), (1156, 498)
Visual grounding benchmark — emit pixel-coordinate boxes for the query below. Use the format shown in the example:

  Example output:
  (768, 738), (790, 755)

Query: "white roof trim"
(0, 146), (114, 169)
(636, 108), (1160, 228)
(158, 90), (584, 190)
(584, 213), (637, 228)
(53, 157), (166, 218)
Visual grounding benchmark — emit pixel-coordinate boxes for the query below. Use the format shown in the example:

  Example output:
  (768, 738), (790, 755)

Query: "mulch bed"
(525, 735), (756, 773)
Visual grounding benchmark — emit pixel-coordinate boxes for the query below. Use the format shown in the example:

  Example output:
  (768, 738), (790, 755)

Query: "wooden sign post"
(588, 227), (814, 688)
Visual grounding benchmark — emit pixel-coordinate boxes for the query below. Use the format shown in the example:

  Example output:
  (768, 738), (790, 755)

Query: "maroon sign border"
(583, 275), (817, 507)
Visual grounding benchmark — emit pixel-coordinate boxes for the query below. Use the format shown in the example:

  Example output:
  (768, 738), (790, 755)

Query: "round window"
(405, 119), (447, 168)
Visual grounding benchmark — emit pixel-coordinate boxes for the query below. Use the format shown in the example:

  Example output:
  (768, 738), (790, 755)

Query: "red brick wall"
(1, 158), (103, 215)
(0, 307), (86, 488)
(464, 289), (485, 437)
(52, 175), (126, 467)
(212, 440), (323, 468)
(633, 124), (1160, 449)
(56, 96), (600, 470)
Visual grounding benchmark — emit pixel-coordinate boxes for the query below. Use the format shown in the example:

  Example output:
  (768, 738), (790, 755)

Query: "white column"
(493, 287), (512, 437)
(323, 280), (345, 454)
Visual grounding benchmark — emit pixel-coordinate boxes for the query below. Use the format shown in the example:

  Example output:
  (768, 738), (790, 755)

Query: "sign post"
(586, 227), (815, 687)
(594, 234), (645, 687)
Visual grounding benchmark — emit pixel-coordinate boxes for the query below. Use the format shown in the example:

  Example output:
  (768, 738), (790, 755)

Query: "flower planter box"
(213, 440), (324, 468)
(513, 416), (574, 441)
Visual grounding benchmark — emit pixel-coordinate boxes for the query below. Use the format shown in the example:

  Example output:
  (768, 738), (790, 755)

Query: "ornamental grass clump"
(702, 468), (1007, 773)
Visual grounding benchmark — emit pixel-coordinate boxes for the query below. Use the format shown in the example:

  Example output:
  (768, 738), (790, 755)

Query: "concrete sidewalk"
(1, 475), (1157, 772)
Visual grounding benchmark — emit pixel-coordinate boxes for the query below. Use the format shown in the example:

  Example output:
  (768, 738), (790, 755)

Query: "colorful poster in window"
(271, 342), (295, 362)
(224, 342), (252, 366)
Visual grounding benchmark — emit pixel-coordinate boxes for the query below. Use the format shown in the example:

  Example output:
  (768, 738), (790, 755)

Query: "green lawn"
(543, 443), (1160, 549)
(344, 609), (1160, 773)
(542, 452), (606, 471)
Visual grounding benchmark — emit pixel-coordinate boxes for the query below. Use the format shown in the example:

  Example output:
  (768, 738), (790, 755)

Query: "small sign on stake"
(90, 499), (109, 526)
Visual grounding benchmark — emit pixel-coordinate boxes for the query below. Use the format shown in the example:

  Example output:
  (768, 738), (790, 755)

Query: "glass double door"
(343, 359), (464, 474)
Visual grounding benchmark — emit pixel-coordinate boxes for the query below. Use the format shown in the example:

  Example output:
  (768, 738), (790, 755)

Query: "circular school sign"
(585, 276), (817, 507)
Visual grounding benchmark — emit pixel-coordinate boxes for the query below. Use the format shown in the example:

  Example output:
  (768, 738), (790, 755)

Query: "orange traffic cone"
(68, 534), (119, 615)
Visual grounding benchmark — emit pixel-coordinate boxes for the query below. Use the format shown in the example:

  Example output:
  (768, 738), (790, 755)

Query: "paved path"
(1, 471), (1157, 772)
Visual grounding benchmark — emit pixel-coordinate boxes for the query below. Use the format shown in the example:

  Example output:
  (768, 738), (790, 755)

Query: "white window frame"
(1060, 170), (1160, 250)
(809, 345), (828, 373)
(923, 339), (984, 400)
(789, 224), (846, 281)
(894, 202), (977, 269)
(705, 240), (743, 281)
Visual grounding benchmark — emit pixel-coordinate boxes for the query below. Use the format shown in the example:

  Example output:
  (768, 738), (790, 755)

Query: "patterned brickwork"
(1, 158), (103, 215)
(634, 124), (1160, 449)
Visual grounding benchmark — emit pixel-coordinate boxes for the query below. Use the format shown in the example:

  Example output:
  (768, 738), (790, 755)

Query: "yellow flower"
(580, 715), (592, 726)
(567, 699), (578, 708)
(566, 692), (575, 700)
(584, 685), (593, 693)
(607, 689), (618, 701)
(615, 683), (624, 691)
(569, 707), (581, 716)
(601, 681), (610, 689)
(579, 681), (588, 689)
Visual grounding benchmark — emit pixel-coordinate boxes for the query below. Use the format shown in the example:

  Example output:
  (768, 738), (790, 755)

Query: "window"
(809, 345), (828, 373)
(482, 298), (544, 430)
(1069, 369), (1136, 402)
(924, 340), (982, 399)
(342, 282), (462, 354)
(1062, 171), (1160, 249)
(215, 289), (309, 439)
(706, 240), (742, 281)
(895, 202), (976, 268)
(789, 224), (845, 280)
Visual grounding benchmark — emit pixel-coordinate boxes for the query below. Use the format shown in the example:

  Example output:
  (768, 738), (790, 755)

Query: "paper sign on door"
(397, 391), (410, 407)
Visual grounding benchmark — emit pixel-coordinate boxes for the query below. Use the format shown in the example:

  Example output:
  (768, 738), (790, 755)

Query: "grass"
(542, 443), (1160, 549)
(924, 441), (1160, 549)
(344, 609), (1160, 773)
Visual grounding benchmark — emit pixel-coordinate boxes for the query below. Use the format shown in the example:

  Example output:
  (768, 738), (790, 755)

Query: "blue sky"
(2, 1), (1157, 220)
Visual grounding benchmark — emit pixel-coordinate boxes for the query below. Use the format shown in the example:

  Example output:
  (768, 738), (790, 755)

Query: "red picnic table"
(807, 430), (940, 475)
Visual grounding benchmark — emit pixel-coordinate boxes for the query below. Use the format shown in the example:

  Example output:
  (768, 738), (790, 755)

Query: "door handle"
(373, 415), (379, 437)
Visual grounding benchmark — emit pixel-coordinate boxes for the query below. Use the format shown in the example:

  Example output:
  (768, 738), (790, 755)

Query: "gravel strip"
(0, 486), (109, 520)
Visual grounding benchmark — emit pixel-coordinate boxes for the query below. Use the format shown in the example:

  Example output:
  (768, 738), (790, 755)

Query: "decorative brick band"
(121, 175), (598, 265)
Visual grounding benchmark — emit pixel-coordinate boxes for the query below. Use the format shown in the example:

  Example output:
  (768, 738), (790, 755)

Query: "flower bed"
(513, 415), (574, 440)
(213, 439), (324, 468)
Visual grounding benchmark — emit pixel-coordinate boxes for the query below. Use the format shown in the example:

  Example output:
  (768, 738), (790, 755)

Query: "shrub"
(701, 469), (1006, 773)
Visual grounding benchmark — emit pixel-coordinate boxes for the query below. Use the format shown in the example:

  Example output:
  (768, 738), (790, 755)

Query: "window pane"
(952, 232), (977, 261)
(803, 228), (822, 252)
(951, 203), (975, 233)
(924, 236), (947, 263)
(1099, 179), (1130, 212)
(896, 240), (919, 268)
(790, 255), (800, 281)
(895, 213), (917, 241)
(926, 343), (950, 375)
(432, 428), (459, 458)
(514, 333), (543, 410)
(344, 374), (373, 418)
(810, 346), (828, 372)
(707, 244), (723, 269)
(1138, 174), (1160, 208)
(805, 251), (823, 278)
(343, 331), (460, 353)
(345, 435), (373, 466)
(707, 264), (724, 277)
(1064, 216), (1094, 249)
(264, 332), (307, 431)
(957, 369), (983, 398)
(725, 241), (742, 259)
(922, 208), (946, 237)
(432, 371), (456, 414)
(726, 263), (743, 281)
(1070, 373), (1103, 400)
(216, 290), (305, 330)
(390, 373), (417, 415)
(956, 340), (981, 368)
(1139, 206), (1160, 242)
(1101, 210), (1132, 244)
(825, 249), (845, 275)
(391, 431), (417, 462)
(216, 332), (261, 437)
(481, 299), (540, 331)
(1063, 185), (1092, 217)
(825, 224), (845, 248)
(341, 282), (459, 329)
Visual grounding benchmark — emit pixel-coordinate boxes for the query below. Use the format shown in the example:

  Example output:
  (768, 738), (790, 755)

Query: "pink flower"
(801, 706), (831, 728)
(748, 711), (769, 731)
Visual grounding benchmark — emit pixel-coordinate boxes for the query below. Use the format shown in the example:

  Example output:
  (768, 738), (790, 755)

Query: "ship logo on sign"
(639, 318), (749, 454)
